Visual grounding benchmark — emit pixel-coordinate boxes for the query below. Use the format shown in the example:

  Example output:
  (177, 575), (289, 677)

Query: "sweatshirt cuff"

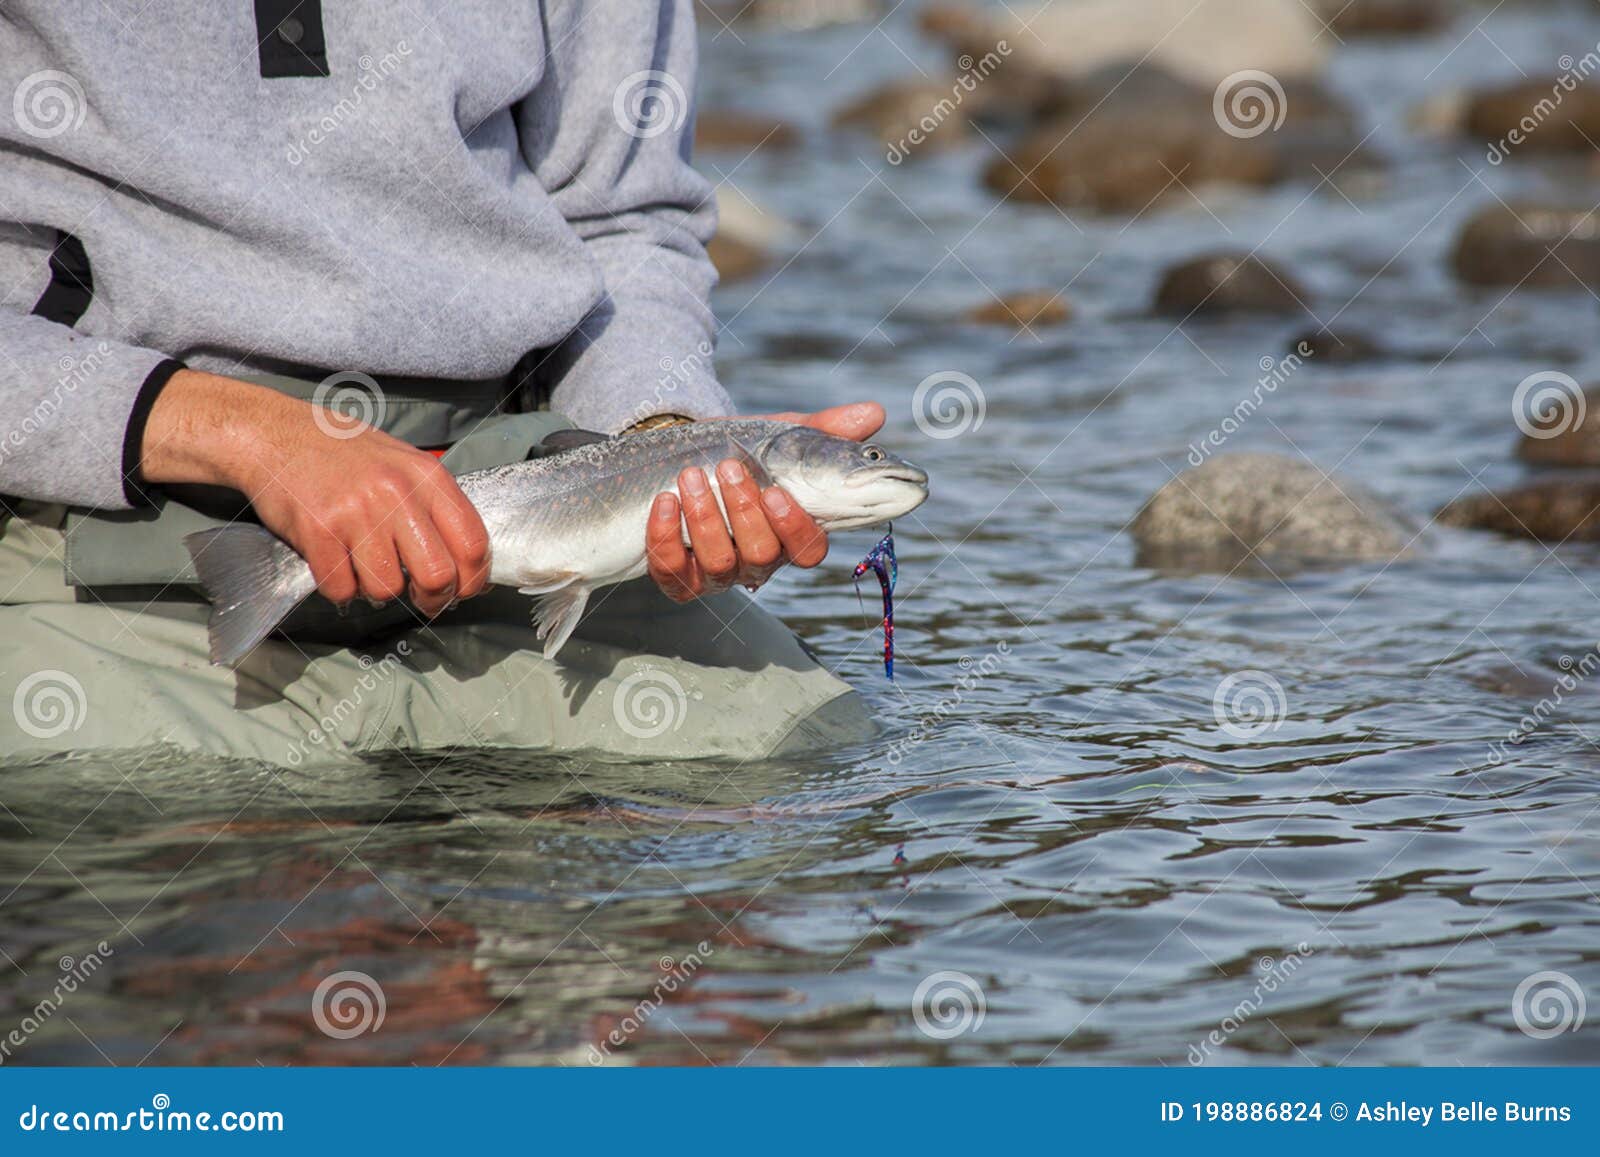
(120, 358), (186, 507)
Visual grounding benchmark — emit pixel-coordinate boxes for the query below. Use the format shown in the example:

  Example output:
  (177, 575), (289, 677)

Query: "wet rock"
(1450, 203), (1600, 290)
(707, 234), (768, 283)
(1515, 384), (1600, 467)
(700, 0), (883, 29)
(922, 0), (1326, 89)
(1133, 452), (1414, 569)
(1289, 328), (1383, 363)
(695, 111), (800, 153)
(708, 185), (799, 284)
(832, 80), (974, 157)
(1312, 0), (1449, 36)
(1464, 80), (1600, 157)
(1153, 253), (1310, 317)
(1437, 478), (1600, 542)
(966, 290), (1073, 328)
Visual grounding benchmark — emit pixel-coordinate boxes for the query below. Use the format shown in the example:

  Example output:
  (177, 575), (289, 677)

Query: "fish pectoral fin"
(516, 569), (580, 597)
(539, 428), (613, 454)
(532, 585), (592, 660)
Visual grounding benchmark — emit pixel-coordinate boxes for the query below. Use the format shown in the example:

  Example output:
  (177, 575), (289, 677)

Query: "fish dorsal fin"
(540, 428), (613, 454)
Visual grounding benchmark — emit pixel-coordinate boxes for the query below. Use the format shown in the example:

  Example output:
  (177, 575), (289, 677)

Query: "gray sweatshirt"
(0, 0), (729, 510)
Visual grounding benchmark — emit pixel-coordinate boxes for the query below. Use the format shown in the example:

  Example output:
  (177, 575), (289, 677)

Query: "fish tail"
(184, 525), (317, 666)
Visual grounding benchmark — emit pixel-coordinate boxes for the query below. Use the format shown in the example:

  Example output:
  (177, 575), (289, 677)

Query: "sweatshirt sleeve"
(0, 305), (184, 510)
(515, 0), (732, 433)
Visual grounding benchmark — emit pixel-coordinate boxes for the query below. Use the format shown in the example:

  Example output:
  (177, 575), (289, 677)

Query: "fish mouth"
(846, 465), (930, 489)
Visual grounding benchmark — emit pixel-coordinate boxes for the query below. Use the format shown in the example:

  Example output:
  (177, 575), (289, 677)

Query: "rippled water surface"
(6, 3), (1600, 1065)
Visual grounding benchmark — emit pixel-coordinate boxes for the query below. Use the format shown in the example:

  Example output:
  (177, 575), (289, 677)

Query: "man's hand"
(138, 369), (491, 618)
(645, 402), (885, 603)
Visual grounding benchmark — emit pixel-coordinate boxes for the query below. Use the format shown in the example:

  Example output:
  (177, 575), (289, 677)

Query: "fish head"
(758, 426), (929, 531)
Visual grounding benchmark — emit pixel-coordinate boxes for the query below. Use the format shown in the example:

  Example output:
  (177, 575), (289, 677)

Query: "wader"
(0, 371), (874, 766)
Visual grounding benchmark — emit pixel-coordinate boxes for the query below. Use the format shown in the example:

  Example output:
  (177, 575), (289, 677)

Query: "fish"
(852, 528), (897, 679)
(183, 420), (930, 667)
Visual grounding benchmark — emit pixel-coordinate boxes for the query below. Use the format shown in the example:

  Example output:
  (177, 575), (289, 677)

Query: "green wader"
(0, 373), (874, 766)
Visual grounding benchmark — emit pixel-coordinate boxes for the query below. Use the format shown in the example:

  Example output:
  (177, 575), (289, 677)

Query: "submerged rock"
(1314, 0), (1449, 36)
(1464, 81), (1600, 157)
(1290, 328), (1383, 363)
(1450, 203), (1600, 290)
(832, 79), (974, 157)
(966, 290), (1073, 328)
(1133, 453), (1414, 570)
(1515, 385), (1600, 466)
(1437, 478), (1600, 542)
(1154, 253), (1310, 317)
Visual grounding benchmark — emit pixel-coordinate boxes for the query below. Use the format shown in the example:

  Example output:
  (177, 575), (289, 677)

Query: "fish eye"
(863, 445), (885, 462)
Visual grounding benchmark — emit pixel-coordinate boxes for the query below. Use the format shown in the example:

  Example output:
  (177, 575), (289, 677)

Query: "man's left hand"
(645, 402), (885, 602)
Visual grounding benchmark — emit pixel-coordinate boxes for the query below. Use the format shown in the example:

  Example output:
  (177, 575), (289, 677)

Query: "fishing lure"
(852, 527), (897, 679)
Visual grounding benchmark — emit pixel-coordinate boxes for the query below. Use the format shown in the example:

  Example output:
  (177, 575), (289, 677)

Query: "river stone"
(1515, 385), (1600, 466)
(1154, 253), (1310, 316)
(1437, 478), (1600, 542)
(695, 111), (800, 153)
(1290, 328), (1383, 363)
(966, 290), (1073, 328)
(1464, 81), (1600, 156)
(1133, 453), (1414, 569)
(1314, 0), (1448, 35)
(831, 79), (974, 154)
(1450, 203), (1600, 289)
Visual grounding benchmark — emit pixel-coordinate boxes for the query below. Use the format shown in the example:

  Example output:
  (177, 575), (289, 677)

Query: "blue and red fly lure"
(852, 527), (898, 679)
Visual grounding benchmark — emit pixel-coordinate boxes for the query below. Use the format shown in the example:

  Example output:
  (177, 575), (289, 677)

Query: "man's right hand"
(137, 369), (492, 617)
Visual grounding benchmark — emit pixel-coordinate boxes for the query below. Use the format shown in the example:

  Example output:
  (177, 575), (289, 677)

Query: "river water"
(3, 1), (1600, 1065)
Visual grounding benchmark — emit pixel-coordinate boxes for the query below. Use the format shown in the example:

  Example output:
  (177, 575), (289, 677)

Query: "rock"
(1153, 253), (1310, 317)
(1437, 478), (1600, 542)
(1450, 203), (1600, 290)
(924, 0), (1327, 89)
(1133, 452), (1414, 569)
(966, 290), (1073, 328)
(1515, 384), (1600, 467)
(706, 234), (768, 283)
(1312, 0), (1449, 36)
(1464, 80), (1600, 157)
(695, 111), (800, 153)
(701, 0), (883, 29)
(1289, 328), (1383, 363)
(831, 80), (974, 158)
